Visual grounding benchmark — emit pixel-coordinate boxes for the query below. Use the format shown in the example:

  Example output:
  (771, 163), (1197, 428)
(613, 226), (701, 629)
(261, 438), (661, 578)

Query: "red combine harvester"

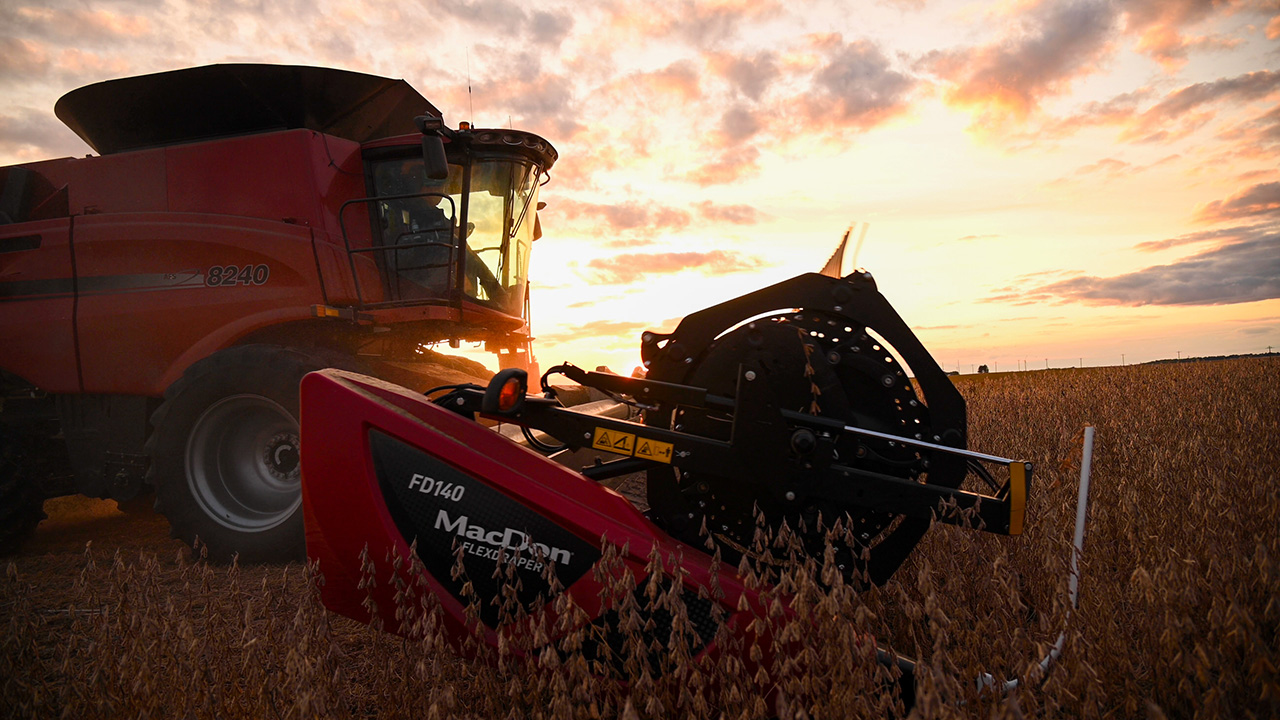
(300, 271), (1036, 707)
(0, 64), (556, 561)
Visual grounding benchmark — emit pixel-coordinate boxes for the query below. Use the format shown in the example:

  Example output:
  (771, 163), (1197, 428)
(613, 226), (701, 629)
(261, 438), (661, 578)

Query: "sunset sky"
(2, 0), (1277, 375)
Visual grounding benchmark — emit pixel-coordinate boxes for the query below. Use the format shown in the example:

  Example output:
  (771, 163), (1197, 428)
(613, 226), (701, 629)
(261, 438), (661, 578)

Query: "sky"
(1, 0), (1278, 375)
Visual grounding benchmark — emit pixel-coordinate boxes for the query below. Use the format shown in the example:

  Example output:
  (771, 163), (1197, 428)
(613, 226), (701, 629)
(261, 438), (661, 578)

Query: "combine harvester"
(0, 65), (556, 561)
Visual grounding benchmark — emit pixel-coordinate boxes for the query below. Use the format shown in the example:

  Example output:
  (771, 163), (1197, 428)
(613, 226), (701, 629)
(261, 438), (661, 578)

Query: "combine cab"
(0, 64), (556, 561)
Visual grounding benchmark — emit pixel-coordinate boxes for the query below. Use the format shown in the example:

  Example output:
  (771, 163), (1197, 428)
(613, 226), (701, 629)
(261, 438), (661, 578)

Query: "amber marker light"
(482, 368), (528, 415)
(498, 376), (522, 412)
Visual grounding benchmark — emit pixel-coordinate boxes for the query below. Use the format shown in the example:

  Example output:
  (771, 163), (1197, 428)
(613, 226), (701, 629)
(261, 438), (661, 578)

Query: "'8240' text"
(206, 264), (270, 287)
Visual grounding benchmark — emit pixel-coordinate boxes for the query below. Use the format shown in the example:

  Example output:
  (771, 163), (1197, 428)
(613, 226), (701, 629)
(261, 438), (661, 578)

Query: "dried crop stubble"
(1, 358), (1277, 718)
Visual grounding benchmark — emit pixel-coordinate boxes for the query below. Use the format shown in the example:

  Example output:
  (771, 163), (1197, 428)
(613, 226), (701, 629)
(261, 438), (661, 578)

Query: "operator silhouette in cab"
(379, 158), (456, 300)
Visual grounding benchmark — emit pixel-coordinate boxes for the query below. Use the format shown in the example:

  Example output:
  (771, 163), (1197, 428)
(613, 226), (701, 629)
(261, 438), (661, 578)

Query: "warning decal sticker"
(592, 427), (635, 455)
(634, 438), (674, 463)
(590, 427), (673, 464)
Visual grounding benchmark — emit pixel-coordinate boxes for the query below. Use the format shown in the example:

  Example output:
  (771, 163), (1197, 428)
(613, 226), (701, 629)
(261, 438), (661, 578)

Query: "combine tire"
(0, 428), (46, 557)
(146, 345), (359, 564)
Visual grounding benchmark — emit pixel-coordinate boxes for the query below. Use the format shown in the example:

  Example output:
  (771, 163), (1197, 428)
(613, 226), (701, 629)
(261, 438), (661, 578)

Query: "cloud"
(1133, 223), (1273, 252)
(423, 0), (573, 45)
(472, 49), (583, 138)
(1120, 0), (1246, 71)
(551, 198), (762, 238)
(0, 37), (51, 80)
(537, 319), (652, 345)
(530, 9), (575, 45)
(1047, 153), (1180, 186)
(538, 315), (684, 346)
(1125, 70), (1280, 142)
(601, 238), (659, 249)
(920, 0), (1118, 120)
(705, 50), (779, 100)
(800, 38), (915, 129)
(0, 106), (86, 159)
(1216, 103), (1280, 159)
(1194, 182), (1280, 223)
(1034, 87), (1156, 139)
(988, 230), (1280, 306)
(957, 233), (1001, 242)
(628, 60), (702, 103)
(604, 0), (782, 46)
(695, 201), (764, 225)
(5, 6), (153, 43)
(1022, 69), (1280, 150)
(717, 104), (762, 143)
(880, 0), (926, 9)
(582, 250), (764, 284)
(555, 199), (692, 234)
(682, 146), (761, 186)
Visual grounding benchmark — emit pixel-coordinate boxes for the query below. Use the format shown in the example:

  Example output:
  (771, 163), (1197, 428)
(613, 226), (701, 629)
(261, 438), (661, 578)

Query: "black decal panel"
(369, 429), (599, 627)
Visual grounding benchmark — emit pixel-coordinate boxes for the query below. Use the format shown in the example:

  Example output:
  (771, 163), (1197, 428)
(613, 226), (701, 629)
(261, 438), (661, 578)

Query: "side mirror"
(414, 115), (450, 181)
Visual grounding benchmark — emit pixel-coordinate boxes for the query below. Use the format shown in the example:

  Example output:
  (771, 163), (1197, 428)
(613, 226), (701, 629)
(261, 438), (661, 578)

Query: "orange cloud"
(704, 50), (779, 100)
(639, 61), (703, 102)
(1215, 104), (1280, 160)
(537, 316), (683, 349)
(796, 37), (915, 130)
(920, 0), (1118, 122)
(470, 50), (584, 139)
(1124, 70), (1280, 142)
(695, 201), (763, 225)
(0, 106), (83, 159)
(54, 48), (131, 79)
(1023, 70), (1279, 151)
(1134, 224), (1271, 252)
(1121, 0), (1246, 71)
(1195, 182), (1280, 224)
(681, 146), (761, 186)
(11, 7), (152, 40)
(581, 250), (763, 285)
(537, 319), (653, 346)
(991, 233), (1280, 306)
(555, 198), (693, 234)
(1047, 153), (1180, 186)
(0, 37), (50, 78)
(601, 0), (782, 47)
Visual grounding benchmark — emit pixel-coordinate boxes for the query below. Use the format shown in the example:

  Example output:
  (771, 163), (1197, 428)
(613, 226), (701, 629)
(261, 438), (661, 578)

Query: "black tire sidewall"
(0, 426), (46, 557)
(147, 345), (358, 564)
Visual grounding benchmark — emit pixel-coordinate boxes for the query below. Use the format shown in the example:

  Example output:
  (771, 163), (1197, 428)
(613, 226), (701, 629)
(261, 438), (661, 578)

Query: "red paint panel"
(0, 218), (79, 392)
(165, 130), (322, 223)
(26, 150), (170, 216)
(300, 369), (761, 658)
(72, 213), (324, 395)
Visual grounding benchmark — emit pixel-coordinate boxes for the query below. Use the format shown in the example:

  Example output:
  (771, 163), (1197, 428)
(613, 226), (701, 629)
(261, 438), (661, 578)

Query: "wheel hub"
(186, 394), (303, 533)
(264, 432), (301, 481)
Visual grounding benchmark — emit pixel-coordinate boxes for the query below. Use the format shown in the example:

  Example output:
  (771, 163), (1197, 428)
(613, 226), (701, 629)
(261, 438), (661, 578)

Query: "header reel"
(442, 272), (1029, 585)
